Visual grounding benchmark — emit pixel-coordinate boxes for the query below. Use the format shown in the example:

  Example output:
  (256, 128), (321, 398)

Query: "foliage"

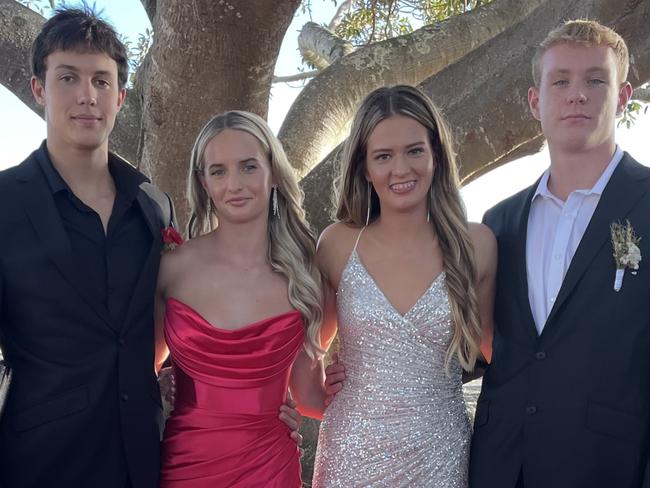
(619, 99), (649, 129)
(332, 0), (492, 45)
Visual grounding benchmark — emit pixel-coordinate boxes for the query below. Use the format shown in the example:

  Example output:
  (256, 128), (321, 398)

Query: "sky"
(1, 0), (648, 222)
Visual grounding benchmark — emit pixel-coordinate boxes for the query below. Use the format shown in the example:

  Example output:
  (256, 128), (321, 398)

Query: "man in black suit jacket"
(0, 8), (167, 488)
(470, 20), (650, 488)
(0, 8), (301, 488)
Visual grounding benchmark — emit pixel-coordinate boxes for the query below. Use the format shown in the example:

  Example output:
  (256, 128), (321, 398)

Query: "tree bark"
(279, 0), (546, 179)
(633, 87), (650, 103)
(138, 0), (301, 226)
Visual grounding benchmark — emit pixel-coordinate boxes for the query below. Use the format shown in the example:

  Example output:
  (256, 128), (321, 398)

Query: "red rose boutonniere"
(162, 226), (183, 253)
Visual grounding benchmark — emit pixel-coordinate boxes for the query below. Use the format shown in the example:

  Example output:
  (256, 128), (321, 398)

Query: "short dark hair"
(31, 7), (129, 88)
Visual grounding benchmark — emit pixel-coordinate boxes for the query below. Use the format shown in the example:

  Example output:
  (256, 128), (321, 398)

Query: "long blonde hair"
(335, 85), (481, 371)
(187, 111), (324, 359)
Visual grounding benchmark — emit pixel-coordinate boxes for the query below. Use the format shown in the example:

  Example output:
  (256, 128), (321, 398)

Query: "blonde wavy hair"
(335, 85), (481, 372)
(532, 19), (629, 86)
(187, 111), (324, 359)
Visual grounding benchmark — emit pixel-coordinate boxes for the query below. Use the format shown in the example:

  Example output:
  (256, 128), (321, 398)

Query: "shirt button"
(555, 254), (561, 260)
(535, 351), (547, 360)
(121, 393), (129, 402)
(525, 406), (537, 415)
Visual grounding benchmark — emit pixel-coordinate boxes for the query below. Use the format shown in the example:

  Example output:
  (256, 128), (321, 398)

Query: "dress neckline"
(344, 249), (445, 319)
(166, 297), (301, 333)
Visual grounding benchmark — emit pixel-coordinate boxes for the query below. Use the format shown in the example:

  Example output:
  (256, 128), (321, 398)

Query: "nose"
(392, 154), (410, 175)
(567, 90), (587, 105)
(226, 170), (243, 192)
(77, 80), (97, 106)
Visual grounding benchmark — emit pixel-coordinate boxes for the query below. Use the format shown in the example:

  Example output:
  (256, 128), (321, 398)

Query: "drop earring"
(366, 181), (371, 226)
(272, 186), (279, 217)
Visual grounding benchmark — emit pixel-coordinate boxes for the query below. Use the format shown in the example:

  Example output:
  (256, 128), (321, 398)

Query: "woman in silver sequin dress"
(312, 86), (496, 487)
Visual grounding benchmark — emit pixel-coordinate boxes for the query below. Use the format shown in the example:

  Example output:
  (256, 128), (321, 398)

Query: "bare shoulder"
(317, 222), (363, 288)
(159, 234), (203, 284)
(467, 222), (497, 277)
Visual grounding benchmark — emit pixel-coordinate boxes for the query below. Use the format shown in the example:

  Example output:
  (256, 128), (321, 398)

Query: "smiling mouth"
(389, 181), (416, 193)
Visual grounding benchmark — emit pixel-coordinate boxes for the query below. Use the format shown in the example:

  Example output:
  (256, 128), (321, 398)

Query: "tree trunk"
(138, 0), (301, 227)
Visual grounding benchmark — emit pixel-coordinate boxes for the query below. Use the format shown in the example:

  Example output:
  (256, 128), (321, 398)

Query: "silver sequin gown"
(312, 244), (471, 487)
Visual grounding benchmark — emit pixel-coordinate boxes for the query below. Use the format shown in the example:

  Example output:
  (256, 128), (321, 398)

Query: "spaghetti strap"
(352, 226), (366, 252)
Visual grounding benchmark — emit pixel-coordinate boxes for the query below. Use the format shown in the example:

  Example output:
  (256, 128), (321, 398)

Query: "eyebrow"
(370, 141), (426, 154)
(206, 157), (259, 167)
(550, 67), (610, 75)
(53, 64), (113, 77)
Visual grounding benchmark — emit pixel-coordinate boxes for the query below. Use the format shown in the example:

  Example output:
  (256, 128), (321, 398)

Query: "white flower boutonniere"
(610, 220), (642, 292)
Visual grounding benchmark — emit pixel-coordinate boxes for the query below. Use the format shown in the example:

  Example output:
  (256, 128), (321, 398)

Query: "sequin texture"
(312, 249), (470, 487)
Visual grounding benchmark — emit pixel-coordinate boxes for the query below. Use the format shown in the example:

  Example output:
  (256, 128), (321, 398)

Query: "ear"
(616, 82), (633, 116)
(528, 86), (541, 121)
(116, 87), (126, 111)
(31, 76), (46, 107)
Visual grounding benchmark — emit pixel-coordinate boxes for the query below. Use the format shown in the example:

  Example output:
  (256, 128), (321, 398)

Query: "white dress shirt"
(526, 147), (623, 334)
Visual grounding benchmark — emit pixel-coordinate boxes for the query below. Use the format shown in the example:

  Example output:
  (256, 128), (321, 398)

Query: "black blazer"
(470, 153), (650, 488)
(0, 146), (165, 488)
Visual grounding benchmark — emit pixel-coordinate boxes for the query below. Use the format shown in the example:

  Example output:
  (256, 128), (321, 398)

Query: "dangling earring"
(427, 185), (432, 223)
(366, 181), (371, 226)
(272, 186), (279, 217)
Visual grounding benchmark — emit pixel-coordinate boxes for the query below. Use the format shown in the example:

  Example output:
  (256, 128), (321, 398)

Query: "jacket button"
(535, 351), (546, 360)
(121, 393), (129, 402)
(525, 406), (537, 415)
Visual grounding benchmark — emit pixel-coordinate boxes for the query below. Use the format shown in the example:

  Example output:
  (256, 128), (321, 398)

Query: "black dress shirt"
(37, 143), (151, 331)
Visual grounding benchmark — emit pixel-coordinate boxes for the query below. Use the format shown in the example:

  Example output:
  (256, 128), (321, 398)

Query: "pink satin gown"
(160, 298), (304, 488)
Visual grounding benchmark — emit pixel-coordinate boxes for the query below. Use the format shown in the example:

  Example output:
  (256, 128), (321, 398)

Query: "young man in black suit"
(470, 20), (649, 488)
(0, 8), (301, 488)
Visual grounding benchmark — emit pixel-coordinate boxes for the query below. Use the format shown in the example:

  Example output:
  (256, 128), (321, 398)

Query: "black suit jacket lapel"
(120, 191), (163, 333)
(544, 154), (650, 331)
(511, 182), (540, 343)
(15, 154), (117, 333)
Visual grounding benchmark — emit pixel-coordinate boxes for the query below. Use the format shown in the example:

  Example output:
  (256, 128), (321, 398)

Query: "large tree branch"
(0, 0), (44, 114)
(301, 0), (650, 232)
(298, 21), (354, 69)
(280, 0), (547, 179)
(633, 87), (650, 103)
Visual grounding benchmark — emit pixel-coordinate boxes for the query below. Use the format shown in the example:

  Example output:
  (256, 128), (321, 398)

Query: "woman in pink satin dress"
(153, 111), (329, 487)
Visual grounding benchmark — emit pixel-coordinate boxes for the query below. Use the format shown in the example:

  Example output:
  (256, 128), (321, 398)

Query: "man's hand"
(279, 397), (303, 445)
(324, 353), (346, 406)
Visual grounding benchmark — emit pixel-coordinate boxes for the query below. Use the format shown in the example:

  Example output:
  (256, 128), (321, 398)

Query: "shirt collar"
(36, 140), (146, 201)
(531, 146), (624, 203)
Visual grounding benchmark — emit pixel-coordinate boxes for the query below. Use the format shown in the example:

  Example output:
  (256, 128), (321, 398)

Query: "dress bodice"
(164, 298), (304, 414)
(160, 298), (304, 488)
(313, 245), (470, 487)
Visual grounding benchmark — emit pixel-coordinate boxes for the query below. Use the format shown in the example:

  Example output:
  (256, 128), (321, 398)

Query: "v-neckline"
(351, 249), (445, 319)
